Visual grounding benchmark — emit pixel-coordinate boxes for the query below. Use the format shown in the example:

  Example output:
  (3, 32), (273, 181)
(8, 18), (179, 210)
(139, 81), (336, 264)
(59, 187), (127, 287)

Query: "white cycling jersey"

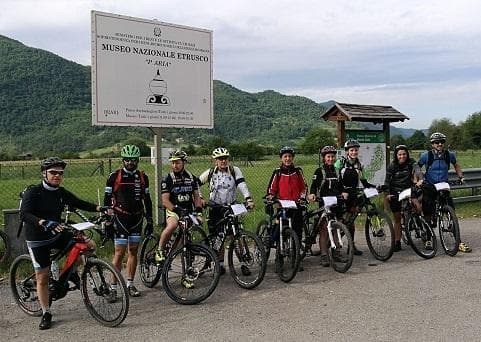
(198, 165), (251, 205)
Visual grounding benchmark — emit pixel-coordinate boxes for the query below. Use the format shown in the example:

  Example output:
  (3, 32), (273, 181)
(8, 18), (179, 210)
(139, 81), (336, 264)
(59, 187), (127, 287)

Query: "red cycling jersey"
(267, 165), (307, 201)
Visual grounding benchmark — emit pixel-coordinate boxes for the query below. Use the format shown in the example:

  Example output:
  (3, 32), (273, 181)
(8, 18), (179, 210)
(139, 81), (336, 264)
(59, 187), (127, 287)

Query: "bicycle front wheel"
(256, 220), (272, 260)
(162, 243), (220, 305)
(275, 228), (300, 283)
(328, 222), (354, 273)
(406, 214), (437, 259)
(365, 210), (395, 261)
(0, 229), (11, 263)
(81, 258), (129, 327)
(438, 205), (460, 256)
(139, 234), (162, 288)
(9, 254), (42, 317)
(228, 231), (267, 289)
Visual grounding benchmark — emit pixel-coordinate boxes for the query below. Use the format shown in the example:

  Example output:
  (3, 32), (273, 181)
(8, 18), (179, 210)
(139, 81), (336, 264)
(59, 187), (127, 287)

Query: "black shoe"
(219, 265), (226, 275)
(394, 241), (402, 252)
(128, 285), (141, 297)
(353, 245), (363, 256)
(39, 312), (52, 330)
(241, 265), (251, 276)
(320, 254), (330, 267)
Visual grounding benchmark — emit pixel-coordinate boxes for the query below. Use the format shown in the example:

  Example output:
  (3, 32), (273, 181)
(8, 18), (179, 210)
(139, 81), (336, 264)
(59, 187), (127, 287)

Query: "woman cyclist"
(20, 157), (107, 330)
(384, 145), (423, 251)
(308, 146), (348, 266)
(334, 139), (375, 255)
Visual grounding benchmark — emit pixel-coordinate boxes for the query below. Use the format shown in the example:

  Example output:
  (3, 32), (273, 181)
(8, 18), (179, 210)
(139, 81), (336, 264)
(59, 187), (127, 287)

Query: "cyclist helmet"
(169, 150), (187, 161)
(212, 147), (230, 159)
(429, 132), (446, 143)
(344, 139), (360, 150)
(41, 157), (67, 171)
(279, 146), (295, 157)
(320, 145), (337, 157)
(120, 144), (141, 158)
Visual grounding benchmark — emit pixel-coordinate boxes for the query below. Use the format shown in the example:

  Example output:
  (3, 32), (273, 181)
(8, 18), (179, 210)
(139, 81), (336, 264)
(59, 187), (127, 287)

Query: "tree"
(390, 134), (406, 148)
(428, 118), (462, 149)
(297, 126), (335, 154)
(406, 130), (427, 150)
(459, 111), (481, 149)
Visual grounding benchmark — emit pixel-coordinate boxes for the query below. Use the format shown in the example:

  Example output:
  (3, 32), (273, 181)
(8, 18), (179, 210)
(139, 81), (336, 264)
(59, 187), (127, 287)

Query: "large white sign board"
(91, 11), (213, 128)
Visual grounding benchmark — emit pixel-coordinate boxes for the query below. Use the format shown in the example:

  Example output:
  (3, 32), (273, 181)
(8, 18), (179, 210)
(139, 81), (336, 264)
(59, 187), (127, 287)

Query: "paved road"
(1, 219), (481, 341)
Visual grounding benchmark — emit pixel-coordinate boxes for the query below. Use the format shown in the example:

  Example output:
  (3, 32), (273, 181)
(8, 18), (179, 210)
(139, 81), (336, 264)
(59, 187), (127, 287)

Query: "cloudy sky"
(2, 0), (481, 129)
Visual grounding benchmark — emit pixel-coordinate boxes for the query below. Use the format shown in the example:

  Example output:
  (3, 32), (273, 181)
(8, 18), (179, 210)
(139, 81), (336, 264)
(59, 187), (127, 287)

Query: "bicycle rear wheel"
(275, 228), (300, 283)
(438, 205), (460, 256)
(256, 220), (272, 260)
(227, 231), (267, 289)
(81, 258), (129, 327)
(139, 234), (161, 288)
(328, 222), (354, 273)
(365, 210), (395, 261)
(10, 254), (42, 317)
(162, 243), (220, 305)
(0, 229), (11, 263)
(405, 214), (437, 259)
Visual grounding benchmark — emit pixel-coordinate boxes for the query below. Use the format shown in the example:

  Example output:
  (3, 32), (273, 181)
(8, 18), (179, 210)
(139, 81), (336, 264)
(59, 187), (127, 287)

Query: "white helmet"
(212, 147), (230, 159)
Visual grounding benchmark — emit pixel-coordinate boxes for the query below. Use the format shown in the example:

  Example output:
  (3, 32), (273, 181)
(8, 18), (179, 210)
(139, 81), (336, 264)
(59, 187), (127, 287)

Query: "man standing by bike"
(335, 139), (376, 256)
(198, 147), (254, 275)
(104, 145), (153, 298)
(266, 146), (307, 269)
(418, 132), (470, 252)
(21, 157), (106, 330)
(155, 150), (204, 284)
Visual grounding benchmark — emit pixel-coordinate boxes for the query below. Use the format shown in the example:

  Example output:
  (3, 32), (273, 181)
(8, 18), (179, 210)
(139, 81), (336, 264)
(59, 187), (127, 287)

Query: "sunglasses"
(216, 157), (229, 161)
(47, 170), (64, 176)
(432, 141), (445, 145)
(123, 158), (139, 162)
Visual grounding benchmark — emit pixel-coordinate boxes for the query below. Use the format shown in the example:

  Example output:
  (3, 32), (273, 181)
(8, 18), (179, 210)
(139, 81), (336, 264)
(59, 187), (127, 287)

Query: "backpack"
(425, 150), (451, 172)
(112, 169), (146, 194)
(207, 165), (237, 186)
(17, 184), (41, 238)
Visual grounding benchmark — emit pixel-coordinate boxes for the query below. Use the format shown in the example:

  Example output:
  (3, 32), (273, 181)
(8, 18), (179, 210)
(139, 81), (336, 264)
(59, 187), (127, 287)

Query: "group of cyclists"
(18, 131), (470, 330)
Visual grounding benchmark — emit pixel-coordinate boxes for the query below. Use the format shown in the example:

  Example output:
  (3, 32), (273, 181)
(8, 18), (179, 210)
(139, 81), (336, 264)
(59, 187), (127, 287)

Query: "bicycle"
(300, 196), (354, 273)
(256, 198), (301, 283)
(9, 219), (129, 327)
(140, 208), (220, 305)
(398, 187), (437, 259)
(430, 181), (461, 256)
(203, 203), (267, 289)
(343, 187), (395, 261)
(0, 228), (11, 264)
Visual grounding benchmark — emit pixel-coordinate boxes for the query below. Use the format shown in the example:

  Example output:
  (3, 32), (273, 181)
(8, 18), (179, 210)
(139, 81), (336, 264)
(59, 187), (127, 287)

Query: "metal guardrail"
(448, 168), (481, 203)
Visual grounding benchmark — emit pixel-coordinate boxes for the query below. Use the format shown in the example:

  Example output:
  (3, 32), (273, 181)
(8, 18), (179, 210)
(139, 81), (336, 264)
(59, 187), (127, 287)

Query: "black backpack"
(425, 150), (451, 172)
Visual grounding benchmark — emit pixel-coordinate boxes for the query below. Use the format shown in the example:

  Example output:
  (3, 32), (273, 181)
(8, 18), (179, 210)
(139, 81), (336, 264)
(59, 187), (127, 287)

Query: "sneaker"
(155, 249), (165, 265)
(39, 312), (52, 330)
(459, 242), (472, 253)
(320, 254), (330, 267)
(424, 240), (433, 250)
(394, 241), (402, 252)
(332, 250), (348, 263)
(182, 278), (195, 289)
(128, 285), (141, 297)
(353, 245), (363, 256)
(241, 265), (251, 276)
(106, 288), (118, 303)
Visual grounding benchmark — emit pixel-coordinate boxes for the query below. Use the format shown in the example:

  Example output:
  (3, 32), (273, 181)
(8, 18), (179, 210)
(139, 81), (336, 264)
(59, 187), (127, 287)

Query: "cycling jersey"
(418, 149), (456, 184)
(267, 165), (307, 201)
(161, 170), (199, 211)
(20, 181), (98, 242)
(384, 159), (422, 193)
(104, 168), (153, 218)
(310, 165), (343, 198)
(334, 156), (370, 189)
(198, 165), (251, 205)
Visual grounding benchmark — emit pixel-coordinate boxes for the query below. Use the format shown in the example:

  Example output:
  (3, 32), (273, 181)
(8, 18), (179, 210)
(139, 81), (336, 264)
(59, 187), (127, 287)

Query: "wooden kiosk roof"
(321, 102), (409, 123)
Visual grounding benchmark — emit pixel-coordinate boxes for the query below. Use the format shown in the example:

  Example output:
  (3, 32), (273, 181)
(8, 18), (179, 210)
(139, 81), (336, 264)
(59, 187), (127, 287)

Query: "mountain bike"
(9, 219), (129, 327)
(140, 208), (220, 305)
(0, 228), (11, 264)
(202, 203), (267, 289)
(256, 198), (301, 283)
(431, 181), (461, 256)
(398, 187), (437, 259)
(343, 187), (395, 261)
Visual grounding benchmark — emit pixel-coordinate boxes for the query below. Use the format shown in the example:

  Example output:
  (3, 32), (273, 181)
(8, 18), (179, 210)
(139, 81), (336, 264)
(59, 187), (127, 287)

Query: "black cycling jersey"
(310, 165), (343, 198)
(20, 182), (98, 242)
(384, 159), (417, 193)
(161, 170), (199, 211)
(104, 168), (153, 218)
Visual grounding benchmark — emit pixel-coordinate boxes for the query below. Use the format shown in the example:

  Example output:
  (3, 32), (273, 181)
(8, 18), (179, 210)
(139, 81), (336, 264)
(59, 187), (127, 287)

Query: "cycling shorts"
(113, 214), (143, 245)
(27, 231), (74, 271)
(165, 208), (180, 221)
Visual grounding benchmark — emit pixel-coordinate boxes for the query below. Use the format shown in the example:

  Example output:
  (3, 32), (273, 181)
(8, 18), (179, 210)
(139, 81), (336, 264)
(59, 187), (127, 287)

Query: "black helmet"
(344, 139), (360, 151)
(169, 150), (187, 161)
(279, 146), (295, 157)
(41, 157), (67, 171)
(320, 145), (337, 157)
(429, 132), (447, 143)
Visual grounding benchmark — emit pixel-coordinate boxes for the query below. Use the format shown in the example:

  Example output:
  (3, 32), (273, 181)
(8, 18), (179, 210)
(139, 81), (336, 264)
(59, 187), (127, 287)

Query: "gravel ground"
(1, 218), (481, 341)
